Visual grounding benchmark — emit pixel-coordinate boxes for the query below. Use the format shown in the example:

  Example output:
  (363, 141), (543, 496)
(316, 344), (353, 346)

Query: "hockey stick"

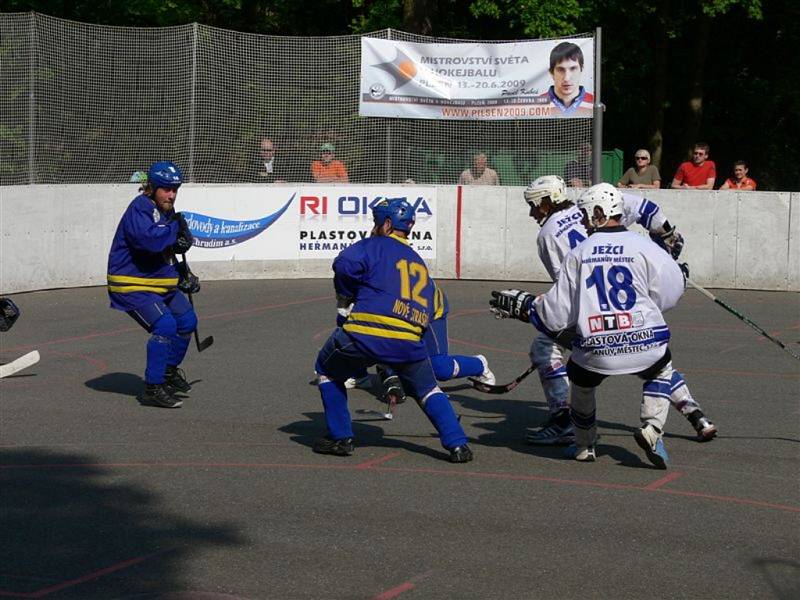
(469, 363), (537, 394)
(687, 278), (799, 361)
(180, 254), (214, 352)
(0, 350), (40, 379)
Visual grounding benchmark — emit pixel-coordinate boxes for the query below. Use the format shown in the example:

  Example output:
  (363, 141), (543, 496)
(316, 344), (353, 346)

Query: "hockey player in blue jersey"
(107, 161), (200, 408)
(313, 199), (473, 462)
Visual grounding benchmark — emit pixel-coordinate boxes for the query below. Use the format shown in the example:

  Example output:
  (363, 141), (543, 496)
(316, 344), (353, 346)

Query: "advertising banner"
(180, 185), (437, 262)
(360, 36), (594, 120)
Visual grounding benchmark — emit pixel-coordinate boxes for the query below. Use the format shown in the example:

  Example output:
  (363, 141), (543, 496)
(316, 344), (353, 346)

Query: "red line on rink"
(643, 471), (683, 490)
(455, 185), (462, 279)
(356, 452), (402, 470)
(1, 295), (331, 353)
(371, 569), (435, 600)
(0, 551), (163, 598)
(1, 461), (797, 514)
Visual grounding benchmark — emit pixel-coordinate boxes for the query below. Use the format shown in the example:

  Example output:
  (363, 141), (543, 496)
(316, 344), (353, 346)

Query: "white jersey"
(536, 193), (668, 281)
(531, 226), (685, 375)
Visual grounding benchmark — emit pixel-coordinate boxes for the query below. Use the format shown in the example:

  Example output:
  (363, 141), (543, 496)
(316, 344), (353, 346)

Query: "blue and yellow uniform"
(334, 233), (433, 363)
(107, 162), (197, 392)
(314, 200), (470, 460)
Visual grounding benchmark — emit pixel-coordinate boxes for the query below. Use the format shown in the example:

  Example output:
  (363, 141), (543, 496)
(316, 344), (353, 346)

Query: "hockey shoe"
(164, 366), (191, 394)
(564, 444), (596, 462)
(448, 444), (474, 463)
(634, 424), (669, 469)
(687, 410), (717, 442)
(312, 436), (354, 456)
(474, 355), (496, 386)
(138, 384), (183, 409)
(526, 410), (575, 446)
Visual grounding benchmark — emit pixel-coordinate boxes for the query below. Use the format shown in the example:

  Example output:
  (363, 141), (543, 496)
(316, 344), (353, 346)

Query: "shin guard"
(569, 384), (597, 447)
(418, 389), (467, 449)
(318, 376), (353, 440)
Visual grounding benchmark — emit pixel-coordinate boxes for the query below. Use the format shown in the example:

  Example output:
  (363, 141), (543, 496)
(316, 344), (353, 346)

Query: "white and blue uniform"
(531, 192), (684, 414)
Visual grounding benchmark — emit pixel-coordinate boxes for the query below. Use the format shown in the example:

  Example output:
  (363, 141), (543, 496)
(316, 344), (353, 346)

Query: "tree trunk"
(682, 13), (711, 152)
(403, 0), (437, 36)
(646, 0), (670, 172)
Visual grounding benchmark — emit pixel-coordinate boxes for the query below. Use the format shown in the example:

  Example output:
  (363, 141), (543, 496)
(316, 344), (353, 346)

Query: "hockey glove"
(171, 212), (194, 254)
(650, 223), (684, 260)
(679, 262), (690, 283)
(0, 298), (20, 332)
(489, 289), (534, 322)
(176, 262), (201, 294)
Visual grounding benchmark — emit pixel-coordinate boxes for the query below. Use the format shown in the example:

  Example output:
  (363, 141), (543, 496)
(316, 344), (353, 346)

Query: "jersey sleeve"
(122, 201), (178, 254)
(620, 193), (668, 233)
(530, 251), (579, 335)
(648, 250), (685, 312)
(332, 242), (368, 298)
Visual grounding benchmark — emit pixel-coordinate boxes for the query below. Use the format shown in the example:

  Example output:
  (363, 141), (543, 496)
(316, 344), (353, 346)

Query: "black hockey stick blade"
(468, 364), (537, 395)
(195, 334), (214, 352)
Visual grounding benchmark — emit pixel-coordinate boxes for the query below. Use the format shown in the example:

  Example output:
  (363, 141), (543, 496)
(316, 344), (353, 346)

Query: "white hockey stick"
(0, 350), (40, 379)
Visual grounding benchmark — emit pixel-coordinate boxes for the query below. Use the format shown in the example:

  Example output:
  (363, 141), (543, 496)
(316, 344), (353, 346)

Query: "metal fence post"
(28, 12), (36, 184)
(592, 26), (603, 185)
(188, 22), (198, 182)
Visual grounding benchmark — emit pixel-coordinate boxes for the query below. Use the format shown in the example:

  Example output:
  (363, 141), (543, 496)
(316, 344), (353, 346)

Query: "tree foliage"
(5, 0), (795, 189)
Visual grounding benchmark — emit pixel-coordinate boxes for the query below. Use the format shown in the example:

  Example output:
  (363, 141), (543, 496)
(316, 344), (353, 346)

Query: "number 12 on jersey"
(585, 265), (636, 311)
(396, 259), (429, 307)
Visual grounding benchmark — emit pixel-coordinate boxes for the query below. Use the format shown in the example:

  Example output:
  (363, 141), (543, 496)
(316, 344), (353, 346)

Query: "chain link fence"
(0, 13), (593, 186)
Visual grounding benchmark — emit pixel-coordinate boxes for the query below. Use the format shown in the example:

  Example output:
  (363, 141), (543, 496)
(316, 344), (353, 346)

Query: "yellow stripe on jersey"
(108, 285), (173, 294)
(348, 312), (423, 334)
(433, 284), (445, 320)
(107, 274), (179, 286)
(343, 323), (421, 342)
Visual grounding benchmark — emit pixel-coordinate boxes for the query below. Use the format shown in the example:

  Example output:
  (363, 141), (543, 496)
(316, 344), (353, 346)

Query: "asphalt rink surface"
(1, 279), (799, 600)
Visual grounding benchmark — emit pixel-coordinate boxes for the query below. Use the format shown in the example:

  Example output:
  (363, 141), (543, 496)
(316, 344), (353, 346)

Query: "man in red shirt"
(719, 160), (757, 190)
(670, 142), (716, 189)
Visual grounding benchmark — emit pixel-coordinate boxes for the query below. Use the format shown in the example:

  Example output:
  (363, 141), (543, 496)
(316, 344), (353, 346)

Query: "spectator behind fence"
(564, 143), (592, 187)
(671, 142), (716, 189)
(618, 149), (661, 189)
(458, 153), (500, 185)
(719, 160), (757, 190)
(540, 41), (594, 117)
(252, 137), (288, 183)
(311, 143), (349, 183)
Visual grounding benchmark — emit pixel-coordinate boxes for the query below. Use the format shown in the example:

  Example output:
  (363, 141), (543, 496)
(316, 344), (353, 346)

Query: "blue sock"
(421, 392), (467, 449)
(319, 380), (353, 439)
(452, 355), (483, 377)
(145, 335), (170, 384)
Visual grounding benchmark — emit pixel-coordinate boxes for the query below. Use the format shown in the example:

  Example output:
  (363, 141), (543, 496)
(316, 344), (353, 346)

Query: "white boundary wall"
(1, 184), (798, 293)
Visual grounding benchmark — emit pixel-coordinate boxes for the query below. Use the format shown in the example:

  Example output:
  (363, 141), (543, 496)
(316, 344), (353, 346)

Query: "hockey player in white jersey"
(522, 177), (715, 445)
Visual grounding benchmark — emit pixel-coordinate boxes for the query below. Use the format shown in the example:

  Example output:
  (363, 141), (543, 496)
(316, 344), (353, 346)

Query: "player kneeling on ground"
(107, 161), (200, 408)
(313, 199), (473, 463)
(490, 183), (703, 469)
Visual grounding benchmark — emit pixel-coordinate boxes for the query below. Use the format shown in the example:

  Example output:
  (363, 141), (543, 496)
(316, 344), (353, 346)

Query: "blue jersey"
(107, 194), (181, 311)
(334, 234), (434, 363)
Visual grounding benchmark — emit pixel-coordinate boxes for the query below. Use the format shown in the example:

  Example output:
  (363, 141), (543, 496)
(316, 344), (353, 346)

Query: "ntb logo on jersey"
(588, 311), (644, 333)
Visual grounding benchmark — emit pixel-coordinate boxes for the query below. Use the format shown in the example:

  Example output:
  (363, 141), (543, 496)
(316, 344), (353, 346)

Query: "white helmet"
(523, 175), (567, 207)
(577, 183), (623, 227)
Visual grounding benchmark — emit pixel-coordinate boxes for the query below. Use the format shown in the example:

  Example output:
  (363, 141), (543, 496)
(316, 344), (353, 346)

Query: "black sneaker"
(382, 375), (406, 405)
(165, 366), (192, 393)
(312, 437), (354, 456)
(138, 384), (182, 409)
(449, 444), (474, 463)
(687, 410), (717, 442)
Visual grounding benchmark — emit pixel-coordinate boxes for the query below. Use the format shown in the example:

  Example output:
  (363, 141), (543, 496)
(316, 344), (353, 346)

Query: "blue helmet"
(147, 161), (183, 190)
(372, 200), (392, 226)
(385, 199), (416, 233)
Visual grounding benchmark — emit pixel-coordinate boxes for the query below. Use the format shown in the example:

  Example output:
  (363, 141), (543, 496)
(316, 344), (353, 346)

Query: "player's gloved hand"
(172, 212), (194, 254)
(176, 262), (201, 294)
(0, 298), (21, 332)
(489, 289), (534, 322)
(651, 223), (684, 260)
